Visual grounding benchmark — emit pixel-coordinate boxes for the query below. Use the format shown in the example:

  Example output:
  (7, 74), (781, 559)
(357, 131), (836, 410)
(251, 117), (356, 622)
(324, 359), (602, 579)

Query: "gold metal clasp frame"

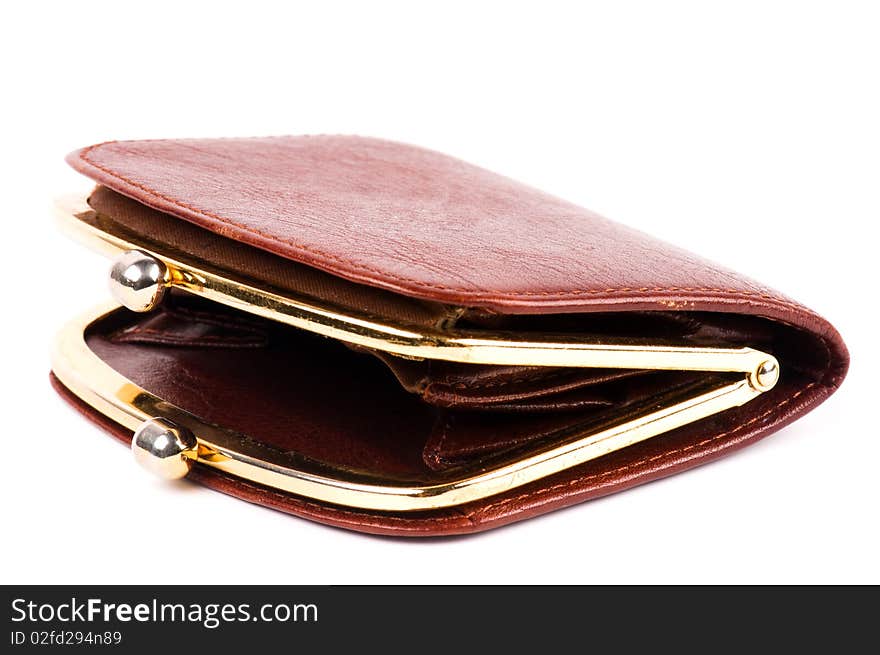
(51, 196), (781, 511)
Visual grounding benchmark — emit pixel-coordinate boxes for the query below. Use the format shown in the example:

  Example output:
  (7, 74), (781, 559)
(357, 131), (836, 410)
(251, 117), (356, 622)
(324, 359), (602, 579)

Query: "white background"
(1, 1), (876, 584)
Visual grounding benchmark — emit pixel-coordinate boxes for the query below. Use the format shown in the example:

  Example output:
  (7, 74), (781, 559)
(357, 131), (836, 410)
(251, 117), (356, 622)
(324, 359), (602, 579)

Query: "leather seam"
(437, 434), (549, 460)
(204, 381), (819, 529)
(470, 381), (819, 518)
(79, 142), (813, 310)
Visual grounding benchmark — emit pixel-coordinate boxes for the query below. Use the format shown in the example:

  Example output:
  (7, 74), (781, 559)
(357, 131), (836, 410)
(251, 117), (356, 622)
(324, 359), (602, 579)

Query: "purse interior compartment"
(78, 291), (829, 482)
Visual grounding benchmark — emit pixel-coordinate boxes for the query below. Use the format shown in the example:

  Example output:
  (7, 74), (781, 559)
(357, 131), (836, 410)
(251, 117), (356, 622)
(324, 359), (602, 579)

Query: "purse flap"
(68, 136), (804, 313)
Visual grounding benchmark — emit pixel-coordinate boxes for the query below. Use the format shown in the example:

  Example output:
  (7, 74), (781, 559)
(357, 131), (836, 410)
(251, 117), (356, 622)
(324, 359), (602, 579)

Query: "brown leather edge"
(50, 370), (839, 537)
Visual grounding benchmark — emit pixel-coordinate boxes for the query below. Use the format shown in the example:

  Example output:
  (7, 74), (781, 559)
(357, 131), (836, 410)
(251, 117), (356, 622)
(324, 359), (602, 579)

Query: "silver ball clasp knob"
(131, 418), (198, 480)
(109, 250), (167, 312)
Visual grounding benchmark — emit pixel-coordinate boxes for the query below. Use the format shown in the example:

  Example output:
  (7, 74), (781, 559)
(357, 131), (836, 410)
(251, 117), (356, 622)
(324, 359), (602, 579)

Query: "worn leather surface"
(67, 137), (838, 321)
(57, 136), (849, 536)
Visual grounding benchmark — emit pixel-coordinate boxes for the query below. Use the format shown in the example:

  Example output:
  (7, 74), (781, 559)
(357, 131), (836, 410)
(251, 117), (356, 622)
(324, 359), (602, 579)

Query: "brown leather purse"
(52, 136), (848, 536)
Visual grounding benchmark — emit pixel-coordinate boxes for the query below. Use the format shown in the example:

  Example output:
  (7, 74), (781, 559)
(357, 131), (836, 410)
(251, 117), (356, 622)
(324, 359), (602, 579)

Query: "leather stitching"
(79, 142), (816, 311)
(201, 382), (820, 529)
(471, 381), (819, 517)
(206, 382), (817, 532)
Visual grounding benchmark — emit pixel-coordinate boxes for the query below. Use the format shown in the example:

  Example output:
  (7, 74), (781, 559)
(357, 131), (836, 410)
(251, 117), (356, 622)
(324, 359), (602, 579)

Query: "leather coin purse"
(52, 136), (848, 536)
